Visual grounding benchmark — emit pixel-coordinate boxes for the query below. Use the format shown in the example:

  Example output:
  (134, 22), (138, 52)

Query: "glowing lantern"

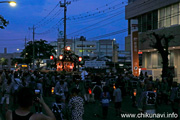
(59, 55), (63, 60)
(133, 89), (137, 96)
(51, 87), (55, 94)
(50, 55), (54, 60)
(113, 83), (116, 90)
(154, 88), (157, 93)
(66, 46), (71, 51)
(88, 88), (92, 94)
(79, 57), (82, 62)
(70, 65), (73, 69)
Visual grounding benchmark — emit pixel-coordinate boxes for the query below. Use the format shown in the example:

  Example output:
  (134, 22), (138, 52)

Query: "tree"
(0, 57), (8, 68)
(0, 15), (9, 29)
(21, 39), (56, 68)
(146, 32), (174, 81)
(11, 58), (23, 66)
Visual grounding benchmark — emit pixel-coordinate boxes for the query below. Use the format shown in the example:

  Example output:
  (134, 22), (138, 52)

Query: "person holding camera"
(6, 87), (56, 120)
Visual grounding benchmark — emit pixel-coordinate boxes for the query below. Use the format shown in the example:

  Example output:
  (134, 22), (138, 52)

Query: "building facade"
(125, 0), (180, 82)
(0, 48), (21, 70)
(50, 38), (119, 62)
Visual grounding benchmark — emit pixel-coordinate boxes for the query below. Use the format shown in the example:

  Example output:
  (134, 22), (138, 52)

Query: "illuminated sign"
(21, 65), (27, 67)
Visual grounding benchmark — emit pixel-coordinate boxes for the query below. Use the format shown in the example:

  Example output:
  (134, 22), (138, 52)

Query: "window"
(159, 8), (165, 28)
(87, 50), (92, 52)
(79, 50), (85, 52)
(166, 6), (171, 27)
(142, 14), (147, 32)
(158, 3), (180, 28)
(171, 4), (178, 25)
(138, 16), (142, 32)
(107, 45), (112, 49)
(77, 45), (85, 47)
(128, 20), (131, 35)
(147, 13), (152, 30)
(87, 45), (95, 47)
(100, 45), (106, 48)
(153, 10), (158, 29)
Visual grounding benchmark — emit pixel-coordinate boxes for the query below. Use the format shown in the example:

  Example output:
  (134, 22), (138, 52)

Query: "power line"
(67, 10), (123, 36)
(36, 18), (63, 35)
(67, 1), (126, 20)
(71, 17), (125, 36)
(34, 2), (60, 27)
(35, 9), (64, 29)
(88, 28), (128, 40)
(0, 38), (24, 41)
(67, 5), (125, 24)
(69, 0), (125, 18)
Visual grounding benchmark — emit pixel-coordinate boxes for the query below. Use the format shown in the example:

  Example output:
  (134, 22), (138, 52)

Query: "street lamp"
(112, 38), (116, 71)
(0, 1), (17, 7)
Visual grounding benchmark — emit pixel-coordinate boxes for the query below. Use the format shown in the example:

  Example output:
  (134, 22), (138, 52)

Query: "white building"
(50, 38), (119, 62)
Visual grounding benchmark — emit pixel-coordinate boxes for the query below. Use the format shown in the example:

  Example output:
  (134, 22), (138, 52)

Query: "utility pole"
(82, 39), (83, 57)
(32, 25), (35, 70)
(60, 0), (71, 55)
(29, 25), (36, 70)
(74, 37), (75, 53)
(25, 36), (27, 48)
(24, 36), (27, 59)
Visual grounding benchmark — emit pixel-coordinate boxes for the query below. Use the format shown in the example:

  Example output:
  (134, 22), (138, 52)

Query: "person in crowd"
(100, 86), (111, 119)
(44, 74), (51, 97)
(136, 81), (145, 105)
(68, 88), (84, 120)
(81, 68), (88, 81)
(138, 83), (157, 116)
(71, 77), (85, 99)
(6, 87), (56, 120)
(170, 82), (179, 120)
(54, 77), (67, 102)
(52, 94), (66, 120)
(113, 84), (122, 117)
(92, 80), (103, 101)
(161, 78), (169, 104)
(0, 76), (14, 111)
(35, 76), (44, 113)
(0, 75), (2, 112)
(154, 78), (161, 104)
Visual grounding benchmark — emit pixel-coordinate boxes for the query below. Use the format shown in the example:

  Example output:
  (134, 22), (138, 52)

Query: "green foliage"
(0, 15), (9, 29)
(21, 39), (56, 65)
(0, 57), (8, 65)
(0, 57), (8, 68)
(11, 58), (23, 66)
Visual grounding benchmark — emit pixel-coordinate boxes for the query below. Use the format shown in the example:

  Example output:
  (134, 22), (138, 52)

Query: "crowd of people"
(0, 69), (179, 120)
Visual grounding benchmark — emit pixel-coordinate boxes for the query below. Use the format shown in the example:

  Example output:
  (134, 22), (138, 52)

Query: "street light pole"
(0, 1), (16, 6)
(63, 0), (66, 55)
(112, 38), (116, 71)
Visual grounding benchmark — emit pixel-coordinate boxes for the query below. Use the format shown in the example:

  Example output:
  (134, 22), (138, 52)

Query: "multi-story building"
(50, 38), (119, 62)
(98, 39), (119, 62)
(125, 0), (180, 82)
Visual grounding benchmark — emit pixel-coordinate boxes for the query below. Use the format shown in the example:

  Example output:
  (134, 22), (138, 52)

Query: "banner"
(131, 31), (139, 76)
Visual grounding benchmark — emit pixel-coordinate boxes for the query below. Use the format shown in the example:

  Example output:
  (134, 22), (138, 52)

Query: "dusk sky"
(0, 0), (128, 53)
